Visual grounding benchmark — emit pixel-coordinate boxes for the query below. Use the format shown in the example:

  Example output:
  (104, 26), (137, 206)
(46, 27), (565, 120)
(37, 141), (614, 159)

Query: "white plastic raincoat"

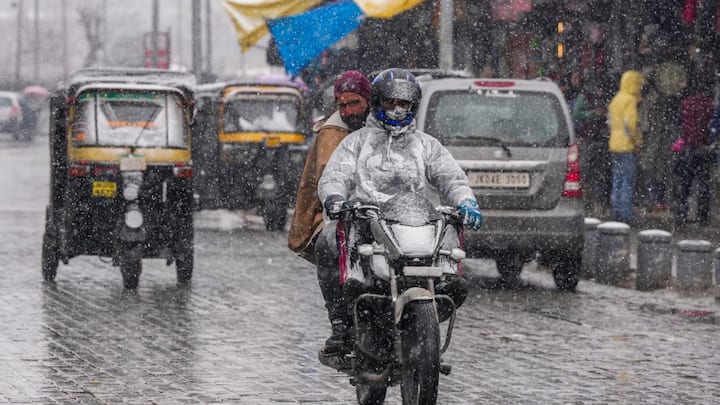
(318, 115), (475, 208)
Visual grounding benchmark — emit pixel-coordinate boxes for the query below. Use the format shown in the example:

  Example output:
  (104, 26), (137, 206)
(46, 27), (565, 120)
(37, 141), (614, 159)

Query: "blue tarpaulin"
(266, 0), (364, 76)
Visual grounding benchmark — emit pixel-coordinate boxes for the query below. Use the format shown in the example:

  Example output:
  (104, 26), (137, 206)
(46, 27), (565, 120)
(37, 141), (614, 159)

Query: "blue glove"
(457, 198), (483, 231)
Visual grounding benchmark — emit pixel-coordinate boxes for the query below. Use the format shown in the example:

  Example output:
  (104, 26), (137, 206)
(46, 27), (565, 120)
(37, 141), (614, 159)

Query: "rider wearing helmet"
(315, 68), (483, 358)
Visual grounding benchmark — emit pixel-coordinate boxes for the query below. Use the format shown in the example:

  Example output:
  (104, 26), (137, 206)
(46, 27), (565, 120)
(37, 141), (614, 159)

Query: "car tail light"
(69, 163), (90, 177)
(9, 106), (18, 117)
(562, 143), (582, 198)
(173, 162), (193, 178)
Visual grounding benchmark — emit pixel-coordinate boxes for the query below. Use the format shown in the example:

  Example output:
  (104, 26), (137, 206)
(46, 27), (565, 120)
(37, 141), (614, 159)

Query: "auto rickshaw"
(192, 78), (311, 231)
(41, 68), (197, 289)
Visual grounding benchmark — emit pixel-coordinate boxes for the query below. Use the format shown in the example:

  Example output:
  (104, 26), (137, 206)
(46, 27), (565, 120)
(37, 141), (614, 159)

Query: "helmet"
(371, 68), (421, 127)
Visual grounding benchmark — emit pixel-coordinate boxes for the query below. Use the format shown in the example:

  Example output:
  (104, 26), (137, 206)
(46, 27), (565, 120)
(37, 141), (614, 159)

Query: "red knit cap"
(334, 70), (371, 101)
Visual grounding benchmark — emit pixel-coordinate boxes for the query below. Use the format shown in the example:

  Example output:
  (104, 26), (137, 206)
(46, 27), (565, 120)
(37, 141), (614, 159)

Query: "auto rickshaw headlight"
(124, 205), (144, 228)
(123, 184), (140, 201)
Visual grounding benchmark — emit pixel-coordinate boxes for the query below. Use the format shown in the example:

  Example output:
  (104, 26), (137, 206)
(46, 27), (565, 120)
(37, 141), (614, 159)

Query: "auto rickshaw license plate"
(92, 181), (117, 198)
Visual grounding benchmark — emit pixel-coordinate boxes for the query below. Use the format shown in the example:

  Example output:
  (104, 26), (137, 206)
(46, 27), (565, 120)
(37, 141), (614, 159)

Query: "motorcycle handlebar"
(330, 203), (462, 223)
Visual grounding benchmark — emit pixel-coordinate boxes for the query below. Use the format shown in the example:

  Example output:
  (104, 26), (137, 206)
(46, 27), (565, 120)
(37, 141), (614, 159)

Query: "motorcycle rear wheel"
(400, 301), (440, 405)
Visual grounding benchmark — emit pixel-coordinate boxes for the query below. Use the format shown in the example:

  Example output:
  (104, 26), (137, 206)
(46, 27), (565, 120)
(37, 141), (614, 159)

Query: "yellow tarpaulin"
(224, 0), (322, 52)
(353, 0), (425, 19)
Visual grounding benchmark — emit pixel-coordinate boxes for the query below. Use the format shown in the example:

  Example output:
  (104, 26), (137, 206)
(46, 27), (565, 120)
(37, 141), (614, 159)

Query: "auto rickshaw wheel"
(41, 232), (59, 282)
(263, 202), (287, 232)
(174, 215), (194, 285)
(176, 254), (193, 285)
(120, 244), (143, 289)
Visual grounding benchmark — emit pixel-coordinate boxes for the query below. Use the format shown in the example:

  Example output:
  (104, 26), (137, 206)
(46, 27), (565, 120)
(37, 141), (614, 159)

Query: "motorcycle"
(321, 192), (469, 405)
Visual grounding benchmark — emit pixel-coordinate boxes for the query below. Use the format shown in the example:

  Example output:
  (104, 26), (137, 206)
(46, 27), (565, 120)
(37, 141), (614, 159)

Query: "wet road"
(1, 136), (720, 404)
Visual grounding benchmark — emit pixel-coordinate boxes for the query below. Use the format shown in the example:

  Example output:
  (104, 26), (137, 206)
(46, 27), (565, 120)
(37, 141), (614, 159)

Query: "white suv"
(415, 78), (584, 291)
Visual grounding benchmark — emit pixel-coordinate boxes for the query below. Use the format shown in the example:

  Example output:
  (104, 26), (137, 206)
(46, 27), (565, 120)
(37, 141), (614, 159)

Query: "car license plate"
(120, 156), (147, 171)
(467, 171), (530, 188)
(92, 181), (117, 198)
(403, 266), (443, 277)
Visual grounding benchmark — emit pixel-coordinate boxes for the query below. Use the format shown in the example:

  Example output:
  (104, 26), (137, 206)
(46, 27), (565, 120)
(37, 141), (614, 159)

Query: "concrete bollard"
(595, 221), (631, 286)
(582, 217), (602, 279)
(676, 240), (713, 289)
(636, 229), (673, 291)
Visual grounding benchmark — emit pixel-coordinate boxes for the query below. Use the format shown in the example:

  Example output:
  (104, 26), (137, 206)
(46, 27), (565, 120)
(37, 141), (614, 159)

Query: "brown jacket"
(288, 111), (349, 264)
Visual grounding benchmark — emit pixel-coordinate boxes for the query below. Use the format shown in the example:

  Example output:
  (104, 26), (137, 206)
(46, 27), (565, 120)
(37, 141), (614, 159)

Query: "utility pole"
(205, 0), (212, 74)
(151, 0), (159, 67)
(33, 0), (38, 81)
(15, 0), (23, 82)
(176, 5), (183, 68)
(438, 0), (454, 69)
(102, 0), (108, 64)
(62, 0), (68, 78)
(191, 0), (202, 78)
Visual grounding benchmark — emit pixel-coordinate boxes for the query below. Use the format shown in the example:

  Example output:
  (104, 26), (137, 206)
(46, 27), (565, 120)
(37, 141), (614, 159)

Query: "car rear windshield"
(0, 97), (13, 107)
(73, 90), (187, 148)
(424, 89), (570, 147)
(222, 95), (299, 133)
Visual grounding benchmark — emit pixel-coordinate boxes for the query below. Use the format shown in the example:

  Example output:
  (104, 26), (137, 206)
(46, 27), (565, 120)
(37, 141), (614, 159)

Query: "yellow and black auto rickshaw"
(192, 78), (310, 231)
(41, 68), (197, 289)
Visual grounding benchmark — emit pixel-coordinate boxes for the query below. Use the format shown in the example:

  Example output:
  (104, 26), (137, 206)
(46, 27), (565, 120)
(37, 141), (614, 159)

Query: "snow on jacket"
(318, 115), (475, 208)
(608, 70), (644, 153)
(288, 111), (350, 263)
(678, 92), (714, 148)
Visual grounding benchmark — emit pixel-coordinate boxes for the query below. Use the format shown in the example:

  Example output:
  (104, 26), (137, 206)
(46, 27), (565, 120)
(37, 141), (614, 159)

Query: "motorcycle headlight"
(124, 205), (143, 228)
(389, 223), (439, 256)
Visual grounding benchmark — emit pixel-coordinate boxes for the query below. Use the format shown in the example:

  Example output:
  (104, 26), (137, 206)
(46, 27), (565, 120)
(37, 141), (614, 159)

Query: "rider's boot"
(321, 317), (352, 355)
(316, 262), (353, 357)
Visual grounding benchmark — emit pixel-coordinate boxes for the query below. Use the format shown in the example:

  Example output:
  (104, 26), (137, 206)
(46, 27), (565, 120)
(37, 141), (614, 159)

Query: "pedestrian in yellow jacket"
(607, 70), (644, 222)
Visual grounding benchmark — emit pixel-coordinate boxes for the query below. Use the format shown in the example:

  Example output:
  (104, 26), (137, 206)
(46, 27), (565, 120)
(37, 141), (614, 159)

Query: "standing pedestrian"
(608, 70), (644, 223)
(670, 77), (715, 227)
(638, 72), (682, 214)
(578, 76), (612, 216)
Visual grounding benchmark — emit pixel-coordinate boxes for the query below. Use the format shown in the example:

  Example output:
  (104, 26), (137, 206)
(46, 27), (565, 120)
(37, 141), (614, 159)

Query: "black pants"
(673, 148), (714, 224)
(314, 226), (346, 323)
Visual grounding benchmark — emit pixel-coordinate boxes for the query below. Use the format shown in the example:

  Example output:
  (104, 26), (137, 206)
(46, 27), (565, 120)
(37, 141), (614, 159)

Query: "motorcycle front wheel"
(400, 301), (440, 405)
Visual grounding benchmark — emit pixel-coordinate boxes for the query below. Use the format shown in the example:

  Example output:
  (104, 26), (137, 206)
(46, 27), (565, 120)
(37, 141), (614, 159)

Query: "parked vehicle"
(415, 77), (584, 290)
(320, 192), (467, 405)
(192, 78), (311, 231)
(41, 68), (197, 289)
(0, 91), (24, 140)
